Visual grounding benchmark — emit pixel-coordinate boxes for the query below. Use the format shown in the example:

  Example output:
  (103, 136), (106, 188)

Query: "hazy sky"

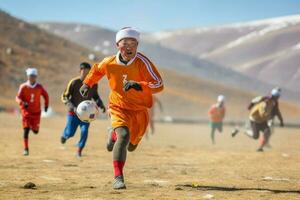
(1, 0), (299, 32)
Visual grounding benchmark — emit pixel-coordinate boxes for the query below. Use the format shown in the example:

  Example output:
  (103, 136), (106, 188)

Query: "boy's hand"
(22, 101), (29, 108)
(80, 84), (90, 97)
(123, 81), (142, 92)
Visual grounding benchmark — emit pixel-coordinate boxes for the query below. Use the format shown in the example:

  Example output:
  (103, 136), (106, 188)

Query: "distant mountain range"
(36, 18), (300, 102)
(1, 9), (299, 121)
(3, 9), (290, 120)
(144, 15), (300, 94)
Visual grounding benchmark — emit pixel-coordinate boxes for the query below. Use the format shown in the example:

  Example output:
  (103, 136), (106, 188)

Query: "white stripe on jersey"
(137, 54), (162, 88)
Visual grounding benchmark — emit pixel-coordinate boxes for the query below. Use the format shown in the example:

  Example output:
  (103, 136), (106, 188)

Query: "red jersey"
(16, 81), (49, 116)
(208, 104), (226, 123)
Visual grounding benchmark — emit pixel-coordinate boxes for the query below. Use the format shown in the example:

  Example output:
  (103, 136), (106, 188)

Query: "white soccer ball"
(76, 100), (99, 123)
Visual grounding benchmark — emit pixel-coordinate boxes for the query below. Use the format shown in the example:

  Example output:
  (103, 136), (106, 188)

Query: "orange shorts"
(109, 106), (149, 145)
(22, 113), (41, 132)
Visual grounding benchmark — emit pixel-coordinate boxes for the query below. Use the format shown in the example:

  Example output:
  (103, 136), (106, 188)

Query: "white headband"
(116, 27), (140, 43)
(217, 95), (225, 102)
(26, 68), (38, 76)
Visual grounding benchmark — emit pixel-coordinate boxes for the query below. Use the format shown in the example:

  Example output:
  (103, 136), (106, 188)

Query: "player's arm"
(92, 84), (106, 113)
(41, 85), (49, 112)
(61, 80), (76, 112)
(274, 103), (284, 126)
(81, 62), (106, 97)
(16, 85), (28, 108)
(61, 79), (74, 104)
(208, 106), (214, 116)
(139, 58), (163, 94)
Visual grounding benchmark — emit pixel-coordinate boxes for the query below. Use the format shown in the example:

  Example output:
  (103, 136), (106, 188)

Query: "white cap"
(217, 95), (225, 102)
(271, 88), (281, 97)
(26, 68), (38, 76)
(116, 27), (140, 44)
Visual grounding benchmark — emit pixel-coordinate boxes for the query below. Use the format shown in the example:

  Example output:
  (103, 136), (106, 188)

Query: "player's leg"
(77, 121), (90, 157)
(265, 120), (274, 148)
(252, 122), (260, 140)
(23, 127), (30, 156)
(113, 126), (130, 189)
(127, 143), (138, 152)
(31, 114), (41, 134)
(22, 116), (30, 155)
(231, 126), (239, 137)
(257, 123), (270, 152)
(106, 127), (117, 152)
(246, 121), (259, 139)
(61, 114), (79, 144)
(217, 122), (223, 133)
(127, 109), (149, 152)
(210, 123), (216, 144)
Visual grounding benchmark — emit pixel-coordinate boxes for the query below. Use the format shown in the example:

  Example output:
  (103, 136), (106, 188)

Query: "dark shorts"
(250, 121), (270, 139)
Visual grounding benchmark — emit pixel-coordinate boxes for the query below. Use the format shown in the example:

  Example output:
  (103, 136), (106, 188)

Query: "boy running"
(61, 62), (105, 157)
(232, 88), (284, 151)
(79, 27), (164, 189)
(208, 95), (226, 144)
(16, 68), (49, 156)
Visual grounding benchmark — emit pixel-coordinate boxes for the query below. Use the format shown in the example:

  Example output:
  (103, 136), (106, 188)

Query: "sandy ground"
(0, 113), (300, 200)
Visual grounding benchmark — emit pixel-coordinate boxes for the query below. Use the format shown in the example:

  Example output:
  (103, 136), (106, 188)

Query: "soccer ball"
(76, 100), (99, 123)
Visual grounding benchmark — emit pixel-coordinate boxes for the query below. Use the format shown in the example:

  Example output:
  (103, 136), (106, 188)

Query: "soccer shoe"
(76, 152), (82, 159)
(113, 175), (126, 189)
(77, 148), (83, 158)
(231, 127), (239, 137)
(23, 149), (29, 156)
(244, 130), (254, 138)
(257, 148), (264, 152)
(60, 136), (66, 144)
(106, 127), (115, 152)
(265, 143), (272, 148)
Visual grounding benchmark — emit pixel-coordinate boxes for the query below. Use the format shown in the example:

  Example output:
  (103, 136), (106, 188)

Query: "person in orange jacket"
(79, 27), (163, 189)
(208, 95), (226, 144)
(16, 68), (49, 156)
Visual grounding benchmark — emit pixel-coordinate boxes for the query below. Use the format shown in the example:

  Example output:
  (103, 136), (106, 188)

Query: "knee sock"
(113, 126), (129, 177)
(23, 128), (30, 150)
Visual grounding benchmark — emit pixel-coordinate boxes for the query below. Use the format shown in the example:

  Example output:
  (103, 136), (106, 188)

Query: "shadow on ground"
(176, 184), (300, 194)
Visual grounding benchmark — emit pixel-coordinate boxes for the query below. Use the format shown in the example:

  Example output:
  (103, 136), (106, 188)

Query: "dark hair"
(80, 62), (91, 69)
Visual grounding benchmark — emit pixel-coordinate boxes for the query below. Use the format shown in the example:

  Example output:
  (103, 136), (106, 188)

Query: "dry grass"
(0, 113), (300, 199)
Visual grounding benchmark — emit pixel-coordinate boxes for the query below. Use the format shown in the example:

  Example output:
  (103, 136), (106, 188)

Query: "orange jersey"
(208, 104), (225, 123)
(16, 81), (49, 116)
(84, 52), (163, 110)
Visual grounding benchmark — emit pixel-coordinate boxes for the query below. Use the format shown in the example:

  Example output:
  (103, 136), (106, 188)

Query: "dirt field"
(0, 113), (300, 200)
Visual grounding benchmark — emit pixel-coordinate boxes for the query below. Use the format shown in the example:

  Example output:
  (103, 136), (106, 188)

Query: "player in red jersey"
(16, 68), (49, 156)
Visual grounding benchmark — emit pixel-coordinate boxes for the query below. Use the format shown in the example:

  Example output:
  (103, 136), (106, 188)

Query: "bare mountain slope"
(145, 15), (300, 94)
(36, 22), (285, 99)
